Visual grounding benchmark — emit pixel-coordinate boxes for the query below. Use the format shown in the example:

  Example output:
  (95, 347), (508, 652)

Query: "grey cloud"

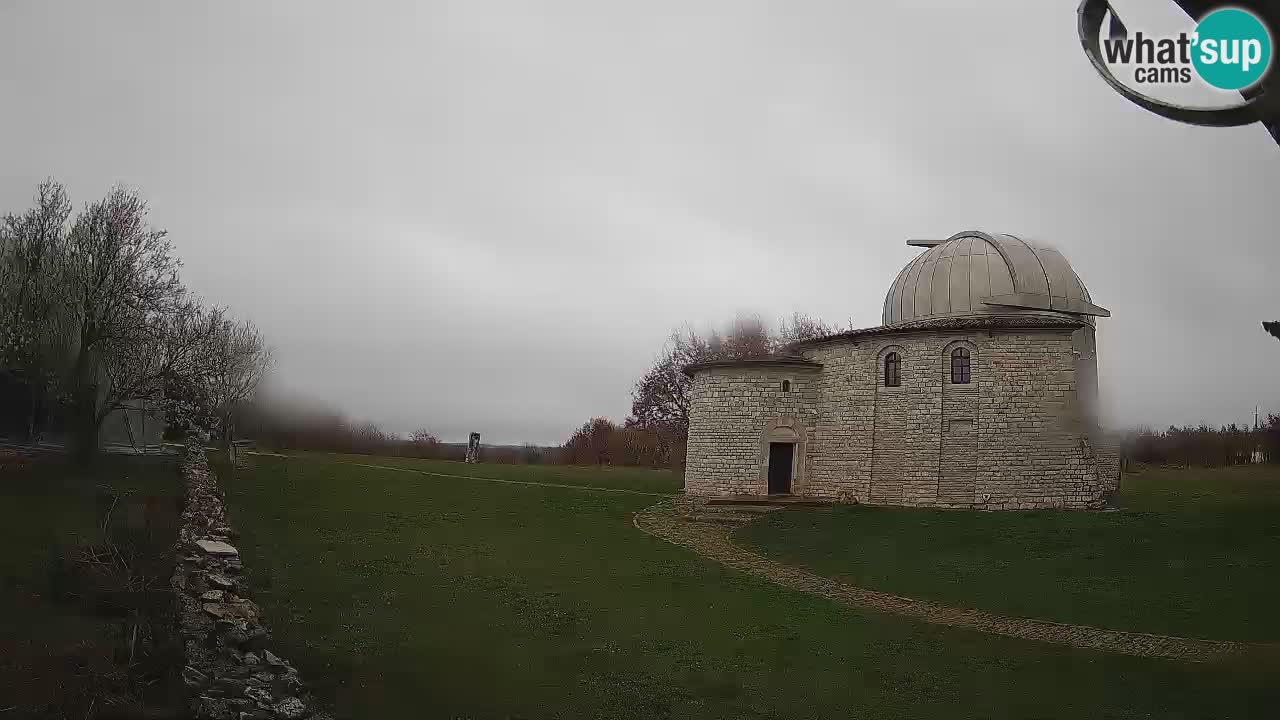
(2, 0), (1276, 444)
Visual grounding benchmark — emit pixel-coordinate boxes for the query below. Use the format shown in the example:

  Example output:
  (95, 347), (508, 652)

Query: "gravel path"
(634, 498), (1250, 663)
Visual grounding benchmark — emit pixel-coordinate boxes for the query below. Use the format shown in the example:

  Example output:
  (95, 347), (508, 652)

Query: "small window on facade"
(884, 352), (901, 387)
(951, 347), (971, 384)
(781, 380), (791, 392)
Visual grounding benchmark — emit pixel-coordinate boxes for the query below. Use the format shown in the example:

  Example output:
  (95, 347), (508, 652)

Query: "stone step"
(718, 505), (783, 513)
(686, 513), (752, 526)
(705, 495), (833, 507)
(695, 509), (757, 519)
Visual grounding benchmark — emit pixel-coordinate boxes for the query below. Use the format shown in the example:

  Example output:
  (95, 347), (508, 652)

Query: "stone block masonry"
(685, 326), (1117, 509)
(173, 444), (332, 720)
(684, 366), (820, 496)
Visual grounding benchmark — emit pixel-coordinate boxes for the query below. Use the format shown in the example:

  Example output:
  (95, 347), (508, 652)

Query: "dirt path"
(634, 498), (1251, 663)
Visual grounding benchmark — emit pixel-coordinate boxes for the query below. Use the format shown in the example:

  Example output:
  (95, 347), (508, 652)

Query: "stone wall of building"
(870, 338), (942, 504)
(939, 339), (980, 505)
(684, 366), (820, 496)
(685, 327), (1117, 509)
(796, 342), (874, 502)
(969, 331), (1097, 509)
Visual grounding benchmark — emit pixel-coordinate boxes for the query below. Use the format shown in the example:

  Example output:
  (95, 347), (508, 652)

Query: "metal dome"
(882, 231), (1109, 327)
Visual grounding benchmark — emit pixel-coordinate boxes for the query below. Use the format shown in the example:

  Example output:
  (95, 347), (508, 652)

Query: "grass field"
(739, 464), (1280, 642)
(219, 454), (1280, 719)
(0, 452), (182, 716)
(300, 451), (682, 495)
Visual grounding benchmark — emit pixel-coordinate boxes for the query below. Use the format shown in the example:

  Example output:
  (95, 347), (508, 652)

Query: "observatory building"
(683, 230), (1121, 510)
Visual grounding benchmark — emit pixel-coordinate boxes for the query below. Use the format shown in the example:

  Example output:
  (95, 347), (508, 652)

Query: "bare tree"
(706, 313), (773, 360)
(628, 327), (709, 436)
(630, 313), (836, 435)
(0, 181), (276, 459)
(100, 297), (223, 447)
(0, 180), (73, 440)
(626, 312), (838, 468)
(563, 417), (619, 465)
(62, 187), (187, 459)
(409, 427), (439, 454)
(204, 313), (273, 447)
(776, 311), (836, 347)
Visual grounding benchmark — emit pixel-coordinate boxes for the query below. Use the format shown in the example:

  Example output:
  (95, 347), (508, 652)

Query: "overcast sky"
(2, 0), (1277, 444)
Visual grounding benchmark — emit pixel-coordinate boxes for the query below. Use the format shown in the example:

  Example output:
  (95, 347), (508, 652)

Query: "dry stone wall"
(684, 327), (1118, 509)
(173, 445), (330, 720)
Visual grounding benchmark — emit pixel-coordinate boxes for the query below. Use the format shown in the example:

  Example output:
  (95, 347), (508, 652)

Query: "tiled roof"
(789, 314), (1087, 349)
(682, 354), (822, 378)
(682, 314), (1086, 376)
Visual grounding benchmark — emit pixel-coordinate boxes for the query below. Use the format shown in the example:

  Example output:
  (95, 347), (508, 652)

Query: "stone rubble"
(173, 444), (331, 720)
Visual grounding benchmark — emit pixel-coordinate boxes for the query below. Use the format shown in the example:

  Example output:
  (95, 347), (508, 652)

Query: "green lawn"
(285, 451), (682, 495)
(219, 454), (1280, 719)
(739, 464), (1280, 642)
(0, 452), (182, 715)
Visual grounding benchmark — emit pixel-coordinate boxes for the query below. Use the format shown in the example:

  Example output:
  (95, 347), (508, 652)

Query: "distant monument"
(465, 432), (481, 463)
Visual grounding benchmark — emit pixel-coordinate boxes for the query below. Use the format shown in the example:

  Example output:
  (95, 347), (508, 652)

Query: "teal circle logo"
(1191, 8), (1272, 90)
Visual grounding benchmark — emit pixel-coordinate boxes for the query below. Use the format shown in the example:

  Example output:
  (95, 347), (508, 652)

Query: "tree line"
(187, 301), (1280, 471)
(1122, 324), (1280, 468)
(561, 313), (839, 468)
(232, 391), (563, 463)
(0, 180), (271, 460)
(10, 178), (1272, 469)
(563, 315), (1280, 471)
(226, 312), (838, 469)
(1122, 419), (1280, 467)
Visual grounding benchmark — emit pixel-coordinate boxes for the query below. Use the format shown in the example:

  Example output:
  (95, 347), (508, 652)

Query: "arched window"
(884, 352), (901, 387)
(951, 347), (971, 384)
(781, 380), (791, 392)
